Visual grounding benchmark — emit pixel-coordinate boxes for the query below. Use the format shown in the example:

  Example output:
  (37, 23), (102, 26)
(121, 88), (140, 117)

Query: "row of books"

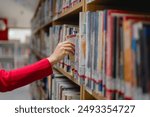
(0, 41), (30, 70)
(31, 24), (79, 57)
(32, 0), (53, 31)
(55, 10), (150, 100)
(42, 25), (62, 56)
(31, 35), (41, 54)
(52, 74), (80, 100)
(32, 0), (82, 31)
(0, 42), (15, 70)
(31, 3), (150, 100)
(80, 10), (150, 100)
(0, 60), (14, 70)
(0, 45), (14, 57)
(14, 44), (30, 68)
(55, 0), (81, 15)
(46, 24), (78, 56)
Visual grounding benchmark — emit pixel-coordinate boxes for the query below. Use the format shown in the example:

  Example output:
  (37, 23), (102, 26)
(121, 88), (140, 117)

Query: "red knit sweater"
(0, 59), (53, 92)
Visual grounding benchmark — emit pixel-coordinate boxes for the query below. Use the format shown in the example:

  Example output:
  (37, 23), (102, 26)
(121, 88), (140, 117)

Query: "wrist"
(47, 55), (57, 66)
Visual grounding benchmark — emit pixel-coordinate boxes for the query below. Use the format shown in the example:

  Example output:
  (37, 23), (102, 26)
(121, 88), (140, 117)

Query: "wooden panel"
(83, 86), (95, 100)
(80, 85), (84, 100)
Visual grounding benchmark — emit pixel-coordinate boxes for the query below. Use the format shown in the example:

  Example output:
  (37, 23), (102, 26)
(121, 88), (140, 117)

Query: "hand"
(47, 41), (75, 65)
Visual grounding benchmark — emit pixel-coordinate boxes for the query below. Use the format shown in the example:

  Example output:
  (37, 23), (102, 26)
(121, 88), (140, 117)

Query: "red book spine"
(106, 11), (115, 100)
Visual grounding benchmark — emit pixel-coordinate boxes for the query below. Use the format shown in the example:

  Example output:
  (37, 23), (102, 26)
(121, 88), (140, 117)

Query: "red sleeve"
(0, 59), (53, 92)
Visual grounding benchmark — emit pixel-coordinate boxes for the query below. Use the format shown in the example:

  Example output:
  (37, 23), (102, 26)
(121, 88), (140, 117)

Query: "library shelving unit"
(31, 0), (150, 100)
(0, 40), (30, 70)
(0, 40), (18, 70)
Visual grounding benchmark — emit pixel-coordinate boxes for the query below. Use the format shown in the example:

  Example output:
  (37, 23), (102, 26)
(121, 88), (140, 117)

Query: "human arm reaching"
(0, 41), (75, 92)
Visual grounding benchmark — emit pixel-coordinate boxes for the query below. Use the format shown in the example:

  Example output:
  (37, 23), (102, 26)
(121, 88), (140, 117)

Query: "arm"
(0, 41), (75, 92)
(0, 59), (53, 92)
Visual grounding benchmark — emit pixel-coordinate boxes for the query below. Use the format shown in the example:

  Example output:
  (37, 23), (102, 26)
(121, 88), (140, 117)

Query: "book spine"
(105, 11), (115, 100)
(123, 18), (133, 100)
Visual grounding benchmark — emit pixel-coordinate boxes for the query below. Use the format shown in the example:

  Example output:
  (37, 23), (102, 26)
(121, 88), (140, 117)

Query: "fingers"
(59, 41), (75, 54)
(64, 47), (75, 55)
(62, 41), (75, 47)
(63, 44), (75, 52)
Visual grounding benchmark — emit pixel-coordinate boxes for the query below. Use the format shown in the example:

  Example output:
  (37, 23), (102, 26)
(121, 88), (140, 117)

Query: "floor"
(0, 85), (31, 100)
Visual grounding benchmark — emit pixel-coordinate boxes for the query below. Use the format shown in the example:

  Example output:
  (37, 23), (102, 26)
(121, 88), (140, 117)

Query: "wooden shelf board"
(33, 20), (53, 34)
(85, 87), (106, 100)
(53, 66), (80, 86)
(86, 0), (150, 12)
(33, 27), (41, 34)
(92, 91), (106, 100)
(41, 20), (53, 29)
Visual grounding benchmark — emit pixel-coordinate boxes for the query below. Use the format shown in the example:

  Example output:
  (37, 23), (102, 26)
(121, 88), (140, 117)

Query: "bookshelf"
(0, 41), (16, 70)
(31, 0), (150, 100)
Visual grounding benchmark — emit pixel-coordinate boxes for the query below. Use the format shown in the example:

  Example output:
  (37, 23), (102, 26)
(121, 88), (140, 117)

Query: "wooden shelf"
(32, 0), (150, 34)
(33, 20), (53, 34)
(53, 66), (80, 86)
(92, 91), (106, 100)
(86, 0), (150, 12)
(41, 20), (53, 29)
(32, 1), (83, 34)
(85, 86), (105, 100)
(33, 27), (41, 34)
(53, 66), (106, 100)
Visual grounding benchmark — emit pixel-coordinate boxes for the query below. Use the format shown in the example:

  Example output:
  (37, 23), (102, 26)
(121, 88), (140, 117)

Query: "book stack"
(52, 75), (80, 100)
(76, 10), (150, 100)
(32, 0), (53, 31)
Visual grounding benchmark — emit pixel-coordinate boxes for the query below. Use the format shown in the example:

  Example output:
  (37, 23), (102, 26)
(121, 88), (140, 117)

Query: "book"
(52, 75), (80, 100)
(78, 10), (150, 100)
